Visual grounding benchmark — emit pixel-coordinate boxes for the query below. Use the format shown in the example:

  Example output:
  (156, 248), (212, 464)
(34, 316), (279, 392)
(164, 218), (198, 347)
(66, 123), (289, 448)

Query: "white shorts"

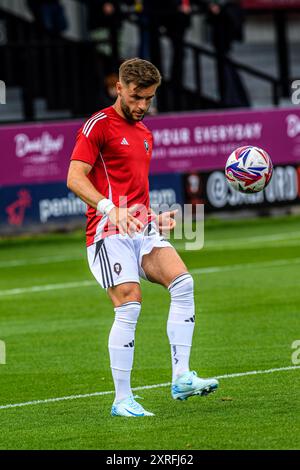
(87, 223), (173, 289)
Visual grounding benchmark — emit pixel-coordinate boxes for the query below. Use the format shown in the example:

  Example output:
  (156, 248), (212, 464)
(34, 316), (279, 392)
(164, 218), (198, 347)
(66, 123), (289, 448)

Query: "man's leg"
(87, 238), (154, 416)
(107, 282), (141, 402)
(107, 282), (154, 416)
(142, 247), (218, 399)
(142, 247), (194, 380)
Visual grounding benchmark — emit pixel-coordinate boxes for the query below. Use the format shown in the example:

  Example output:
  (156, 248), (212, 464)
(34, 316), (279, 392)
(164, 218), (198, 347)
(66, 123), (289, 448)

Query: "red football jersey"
(71, 106), (154, 246)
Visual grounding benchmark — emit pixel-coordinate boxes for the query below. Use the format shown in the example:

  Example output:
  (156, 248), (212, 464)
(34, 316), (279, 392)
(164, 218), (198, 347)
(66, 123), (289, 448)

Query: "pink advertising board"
(1, 107), (300, 187)
(242, 0), (300, 9)
(147, 107), (300, 174)
(0, 120), (82, 187)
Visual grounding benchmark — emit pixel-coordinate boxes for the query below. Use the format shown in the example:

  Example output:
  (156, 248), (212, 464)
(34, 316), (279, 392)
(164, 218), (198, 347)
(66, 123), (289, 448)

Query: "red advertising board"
(243, 0), (300, 8)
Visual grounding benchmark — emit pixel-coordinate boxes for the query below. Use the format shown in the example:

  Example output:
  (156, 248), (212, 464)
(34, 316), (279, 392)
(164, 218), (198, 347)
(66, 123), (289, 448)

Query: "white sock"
(167, 273), (195, 382)
(108, 301), (141, 402)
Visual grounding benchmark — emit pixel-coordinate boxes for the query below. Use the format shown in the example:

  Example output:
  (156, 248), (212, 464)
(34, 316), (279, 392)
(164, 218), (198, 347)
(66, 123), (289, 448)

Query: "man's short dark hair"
(119, 58), (162, 89)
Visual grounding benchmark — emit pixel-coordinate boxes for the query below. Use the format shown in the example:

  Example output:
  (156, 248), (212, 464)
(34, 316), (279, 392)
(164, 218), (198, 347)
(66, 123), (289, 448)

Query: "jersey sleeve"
(70, 113), (107, 166)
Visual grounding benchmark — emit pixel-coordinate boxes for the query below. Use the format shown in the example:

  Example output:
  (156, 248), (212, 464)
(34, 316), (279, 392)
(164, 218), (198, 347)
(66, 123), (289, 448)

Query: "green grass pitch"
(0, 214), (299, 450)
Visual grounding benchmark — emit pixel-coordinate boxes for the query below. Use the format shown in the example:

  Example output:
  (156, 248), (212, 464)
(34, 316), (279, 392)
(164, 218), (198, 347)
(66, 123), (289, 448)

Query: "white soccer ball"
(225, 146), (273, 193)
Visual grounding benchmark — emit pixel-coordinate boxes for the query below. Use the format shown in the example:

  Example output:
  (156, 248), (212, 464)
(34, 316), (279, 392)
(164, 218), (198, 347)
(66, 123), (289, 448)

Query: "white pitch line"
(1, 231), (299, 269)
(0, 280), (95, 297)
(192, 256), (300, 274)
(1, 257), (300, 298)
(0, 255), (82, 268)
(0, 365), (299, 411)
(204, 231), (300, 249)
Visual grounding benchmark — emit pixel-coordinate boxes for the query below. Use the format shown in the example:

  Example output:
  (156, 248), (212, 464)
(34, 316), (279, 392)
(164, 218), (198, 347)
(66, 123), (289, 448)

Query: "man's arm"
(67, 160), (143, 236)
(67, 160), (103, 209)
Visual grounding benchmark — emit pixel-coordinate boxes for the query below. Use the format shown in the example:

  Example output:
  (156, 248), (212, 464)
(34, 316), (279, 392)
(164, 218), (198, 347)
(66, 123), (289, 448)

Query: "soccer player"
(67, 58), (219, 417)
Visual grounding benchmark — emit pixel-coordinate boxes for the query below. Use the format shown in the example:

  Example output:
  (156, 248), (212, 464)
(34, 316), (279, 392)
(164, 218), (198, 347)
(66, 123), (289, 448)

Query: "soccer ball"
(225, 146), (273, 193)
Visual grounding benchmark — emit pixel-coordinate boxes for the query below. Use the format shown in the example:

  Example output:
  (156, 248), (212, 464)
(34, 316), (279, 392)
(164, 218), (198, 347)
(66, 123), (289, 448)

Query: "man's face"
(117, 81), (158, 122)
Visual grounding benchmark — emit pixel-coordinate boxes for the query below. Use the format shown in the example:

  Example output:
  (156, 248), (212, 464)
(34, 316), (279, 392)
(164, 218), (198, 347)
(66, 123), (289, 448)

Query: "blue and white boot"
(111, 395), (154, 417)
(172, 371), (219, 400)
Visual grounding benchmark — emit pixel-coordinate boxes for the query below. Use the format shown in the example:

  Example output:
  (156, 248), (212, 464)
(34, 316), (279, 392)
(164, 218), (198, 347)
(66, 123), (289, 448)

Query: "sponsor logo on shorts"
(114, 263), (122, 275)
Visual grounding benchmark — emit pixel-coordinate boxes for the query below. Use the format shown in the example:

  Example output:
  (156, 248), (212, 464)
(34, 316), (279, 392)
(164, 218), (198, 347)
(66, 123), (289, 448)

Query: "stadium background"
(0, 0), (300, 452)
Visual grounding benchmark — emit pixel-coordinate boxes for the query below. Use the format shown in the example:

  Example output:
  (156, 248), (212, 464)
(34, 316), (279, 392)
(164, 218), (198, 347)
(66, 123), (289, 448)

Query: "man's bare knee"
(108, 282), (142, 307)
(142, 247), (188, 288)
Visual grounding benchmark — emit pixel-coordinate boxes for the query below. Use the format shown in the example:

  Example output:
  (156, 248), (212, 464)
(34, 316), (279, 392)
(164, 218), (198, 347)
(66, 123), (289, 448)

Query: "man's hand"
(108, 206), (144, 237)
(157, 210), (178, 236)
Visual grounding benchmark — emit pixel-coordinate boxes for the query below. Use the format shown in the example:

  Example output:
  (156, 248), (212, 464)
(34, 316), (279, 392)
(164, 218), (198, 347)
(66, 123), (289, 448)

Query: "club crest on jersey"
(114, 263), (122, 275)
(144, 139), (149, 153)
